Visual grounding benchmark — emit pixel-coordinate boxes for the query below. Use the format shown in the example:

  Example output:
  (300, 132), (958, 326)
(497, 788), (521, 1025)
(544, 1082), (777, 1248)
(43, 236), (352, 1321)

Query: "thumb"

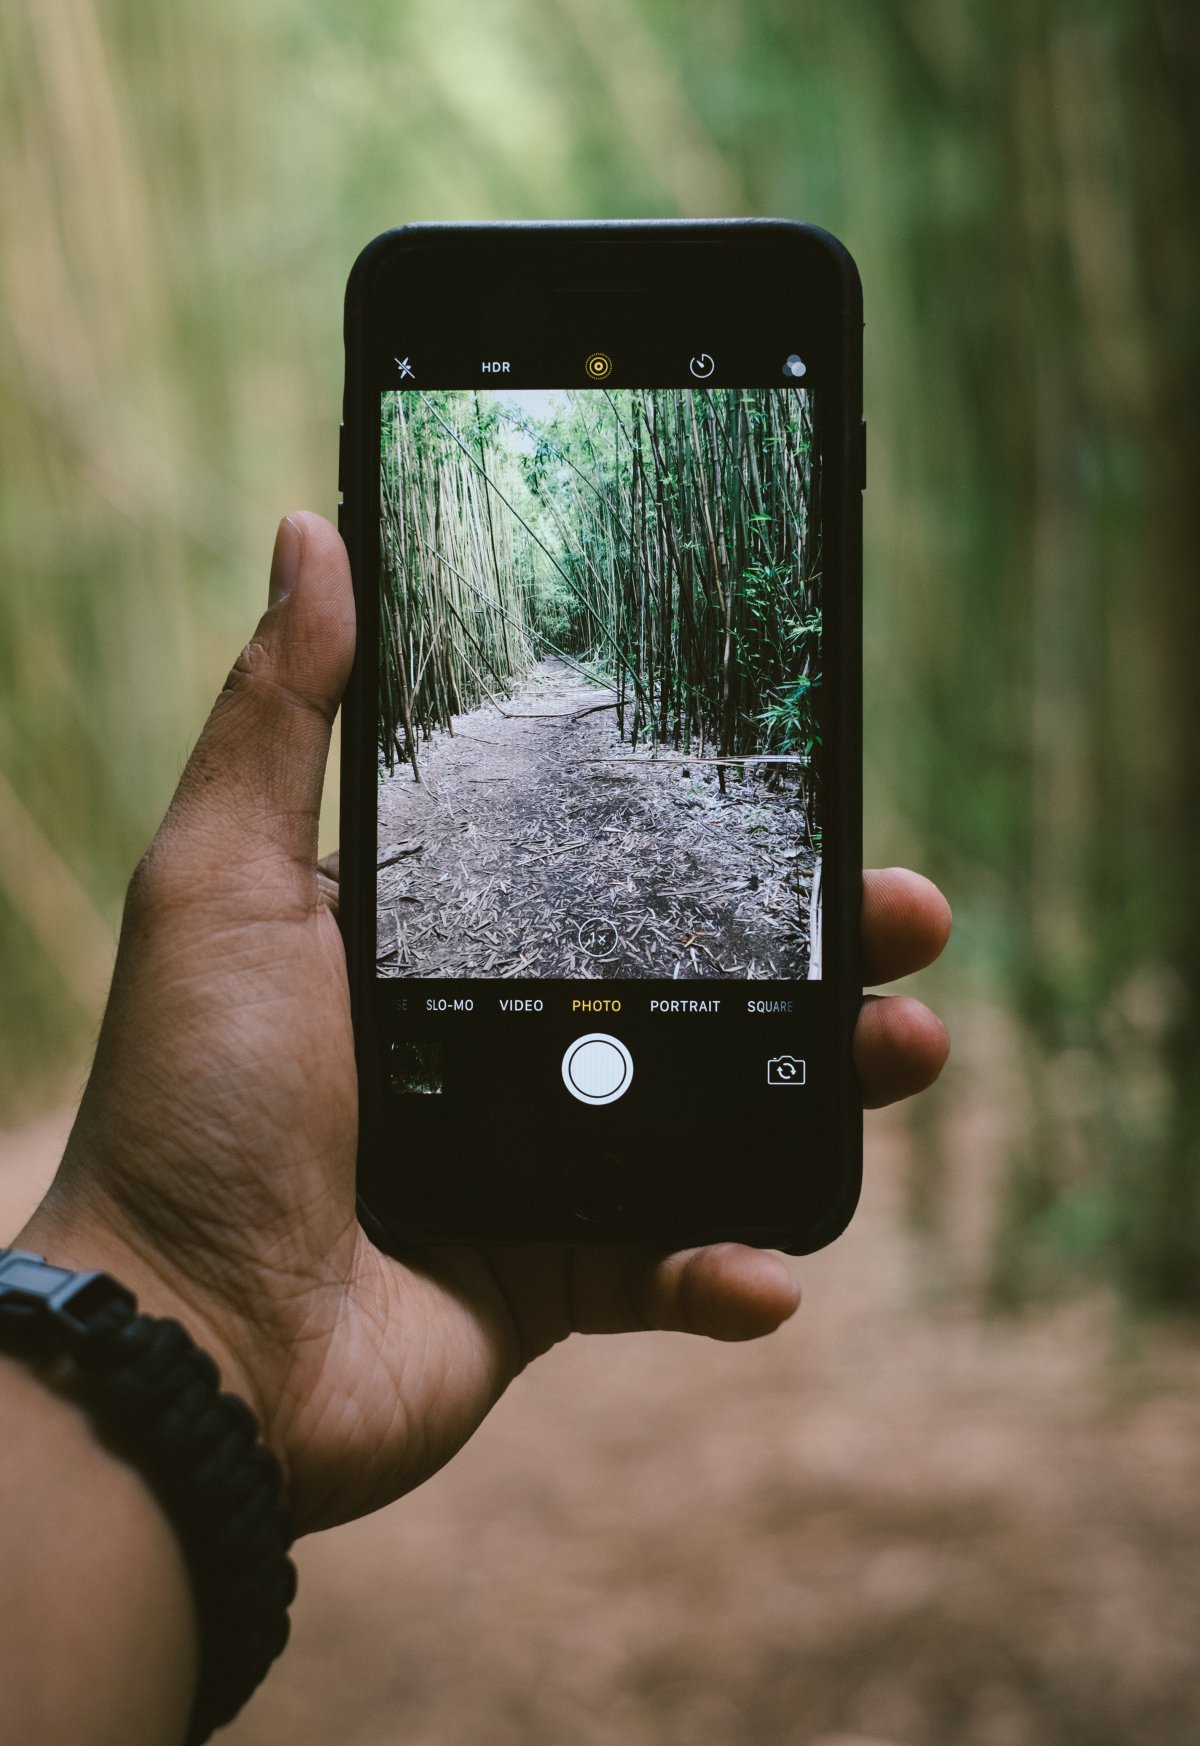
(156, 512), (355, 891)
(564, 1242), (802, 1342)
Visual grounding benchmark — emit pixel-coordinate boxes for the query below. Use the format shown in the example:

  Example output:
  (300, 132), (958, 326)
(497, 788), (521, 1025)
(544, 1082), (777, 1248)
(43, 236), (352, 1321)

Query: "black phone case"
(340, 220), (863, 1255)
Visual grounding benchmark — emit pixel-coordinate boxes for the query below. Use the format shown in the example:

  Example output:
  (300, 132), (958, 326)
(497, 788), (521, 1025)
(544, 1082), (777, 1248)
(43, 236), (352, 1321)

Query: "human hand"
(17, 513), (951, 1535)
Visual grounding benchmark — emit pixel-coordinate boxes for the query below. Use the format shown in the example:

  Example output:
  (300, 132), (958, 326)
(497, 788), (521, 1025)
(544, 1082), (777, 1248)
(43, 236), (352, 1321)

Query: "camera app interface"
(375, 384), (823, 986)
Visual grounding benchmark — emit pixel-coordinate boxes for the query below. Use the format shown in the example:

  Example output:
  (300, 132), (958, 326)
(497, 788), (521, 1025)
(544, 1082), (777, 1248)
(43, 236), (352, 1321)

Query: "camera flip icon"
(766, 1054), (806, 1086)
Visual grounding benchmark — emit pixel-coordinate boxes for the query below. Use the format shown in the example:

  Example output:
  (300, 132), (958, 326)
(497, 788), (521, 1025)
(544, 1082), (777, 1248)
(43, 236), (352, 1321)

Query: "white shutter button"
(562, 1033), (633, 1105)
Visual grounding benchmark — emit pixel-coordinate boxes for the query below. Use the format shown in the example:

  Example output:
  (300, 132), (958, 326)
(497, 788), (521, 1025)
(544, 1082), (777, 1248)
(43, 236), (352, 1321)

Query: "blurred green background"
(4, 4), (1200, 1743)
(3, 0), (1197, 1309)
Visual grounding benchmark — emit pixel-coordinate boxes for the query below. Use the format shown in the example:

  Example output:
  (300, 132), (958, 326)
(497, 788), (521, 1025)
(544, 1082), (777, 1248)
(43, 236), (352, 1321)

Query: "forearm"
(0, 1354), (198, 1746)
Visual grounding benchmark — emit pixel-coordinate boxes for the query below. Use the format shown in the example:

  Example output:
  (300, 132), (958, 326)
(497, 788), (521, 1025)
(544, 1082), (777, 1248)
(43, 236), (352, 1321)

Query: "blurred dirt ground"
(4, 1109), (1200, 1746)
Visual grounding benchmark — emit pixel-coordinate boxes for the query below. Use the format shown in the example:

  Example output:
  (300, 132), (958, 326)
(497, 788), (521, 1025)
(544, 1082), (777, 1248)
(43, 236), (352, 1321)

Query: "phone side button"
(858, 420), (867, 491)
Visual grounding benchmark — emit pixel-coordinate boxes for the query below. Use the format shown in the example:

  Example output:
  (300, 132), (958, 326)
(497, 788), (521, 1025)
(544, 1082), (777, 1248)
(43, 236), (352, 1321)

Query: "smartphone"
(339, 220), (863, 1253)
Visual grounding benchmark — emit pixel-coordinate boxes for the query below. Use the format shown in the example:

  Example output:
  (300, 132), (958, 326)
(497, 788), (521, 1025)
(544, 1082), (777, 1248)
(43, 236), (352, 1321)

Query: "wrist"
(13, 1197), (287, 1500)
(0, 1349), (200, 1744)
(0, 1245), (298, 1742)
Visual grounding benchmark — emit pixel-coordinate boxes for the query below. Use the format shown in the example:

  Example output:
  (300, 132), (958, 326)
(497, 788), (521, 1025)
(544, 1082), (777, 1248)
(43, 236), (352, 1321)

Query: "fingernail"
(269, 515), (303, 608)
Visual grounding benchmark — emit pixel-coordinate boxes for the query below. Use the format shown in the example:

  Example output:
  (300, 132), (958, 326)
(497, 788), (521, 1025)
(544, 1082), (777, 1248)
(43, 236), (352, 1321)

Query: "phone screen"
(346, 225), (860, 1248)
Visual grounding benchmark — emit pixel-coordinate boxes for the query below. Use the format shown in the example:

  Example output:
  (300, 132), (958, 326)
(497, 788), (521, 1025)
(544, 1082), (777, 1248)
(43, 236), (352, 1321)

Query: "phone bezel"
(340, 220), (863, 1255)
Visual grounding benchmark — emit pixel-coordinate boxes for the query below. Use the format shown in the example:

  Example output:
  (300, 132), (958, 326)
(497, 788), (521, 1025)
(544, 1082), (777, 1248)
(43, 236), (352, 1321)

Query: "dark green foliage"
(379, 387), (821, 818)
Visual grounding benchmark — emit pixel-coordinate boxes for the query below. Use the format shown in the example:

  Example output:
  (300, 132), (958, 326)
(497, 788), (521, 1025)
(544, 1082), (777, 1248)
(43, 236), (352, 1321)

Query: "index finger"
(862, 868), (952, 986)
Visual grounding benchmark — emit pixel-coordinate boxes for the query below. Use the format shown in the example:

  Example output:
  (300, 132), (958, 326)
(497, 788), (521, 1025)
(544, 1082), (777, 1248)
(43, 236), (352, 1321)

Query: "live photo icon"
(766, 1055), (806, 1086)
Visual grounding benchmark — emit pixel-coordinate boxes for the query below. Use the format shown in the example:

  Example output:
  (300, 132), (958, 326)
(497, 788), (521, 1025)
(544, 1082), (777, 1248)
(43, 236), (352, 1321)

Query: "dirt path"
(377, 660), (816, 980)
(220, 1111), (1200, 1746)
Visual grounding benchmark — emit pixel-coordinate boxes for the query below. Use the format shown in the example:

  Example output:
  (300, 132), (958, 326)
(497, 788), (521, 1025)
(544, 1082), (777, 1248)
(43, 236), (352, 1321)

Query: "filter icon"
(585, 351), (613, 380)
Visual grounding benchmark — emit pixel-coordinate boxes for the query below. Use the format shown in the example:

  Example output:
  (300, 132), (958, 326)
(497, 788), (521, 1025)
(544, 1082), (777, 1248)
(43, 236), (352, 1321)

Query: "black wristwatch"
(0, 1247), (297, 1743)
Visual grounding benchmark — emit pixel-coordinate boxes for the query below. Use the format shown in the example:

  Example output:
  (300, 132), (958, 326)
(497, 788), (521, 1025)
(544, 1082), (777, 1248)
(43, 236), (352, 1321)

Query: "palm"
(251, 897), (561, 1532)
(278, 1240), (522, 1532)
(259, 895), (678, 1533)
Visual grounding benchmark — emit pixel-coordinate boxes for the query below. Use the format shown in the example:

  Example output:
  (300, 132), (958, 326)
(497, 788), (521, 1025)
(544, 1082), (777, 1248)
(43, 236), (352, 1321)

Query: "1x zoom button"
(562, 1033), (633, 1105)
